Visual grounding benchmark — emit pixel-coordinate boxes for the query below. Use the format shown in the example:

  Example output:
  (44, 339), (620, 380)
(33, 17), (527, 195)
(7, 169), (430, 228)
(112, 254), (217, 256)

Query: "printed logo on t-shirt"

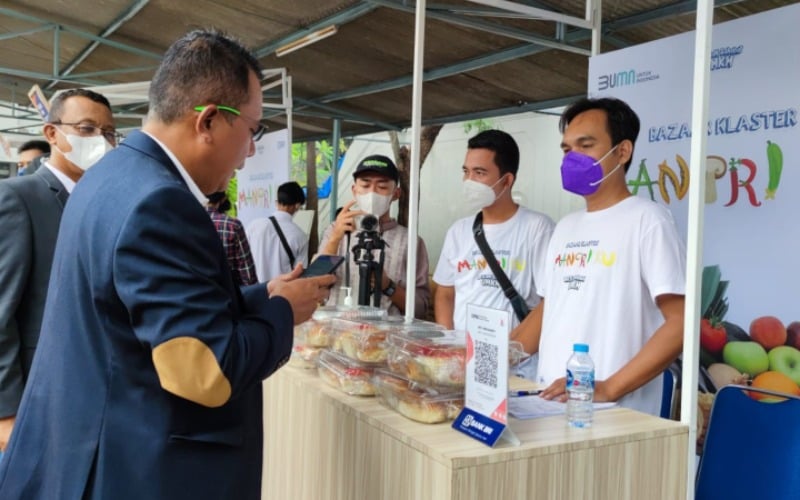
(555, 239), (616, 292)
(563, 275), (586, 290)
(456, 250), (526, 274)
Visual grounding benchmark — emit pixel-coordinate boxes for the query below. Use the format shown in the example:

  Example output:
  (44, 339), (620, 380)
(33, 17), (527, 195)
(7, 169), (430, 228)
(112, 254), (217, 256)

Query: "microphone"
(361, 214), (379, 232)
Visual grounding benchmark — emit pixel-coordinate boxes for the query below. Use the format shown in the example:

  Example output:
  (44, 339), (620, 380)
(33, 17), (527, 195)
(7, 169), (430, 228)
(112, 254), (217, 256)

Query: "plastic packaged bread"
(329, 318), (392, 363)
(294, 305), (386, 348)
(386, 331), (468, 388)
(371, 370), (463, 424)
(288, 343), (322, 369)
(386, 332), (530, 387)
(317, 349), (378, 396)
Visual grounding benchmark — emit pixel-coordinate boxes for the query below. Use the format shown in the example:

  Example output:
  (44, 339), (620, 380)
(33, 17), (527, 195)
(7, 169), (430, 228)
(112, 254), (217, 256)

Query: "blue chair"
(660, 367), (677, 419)
(695, 384), (800, 500)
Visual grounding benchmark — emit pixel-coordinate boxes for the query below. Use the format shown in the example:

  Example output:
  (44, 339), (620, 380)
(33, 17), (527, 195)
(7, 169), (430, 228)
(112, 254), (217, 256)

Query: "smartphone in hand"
(300, 255), (345, 278)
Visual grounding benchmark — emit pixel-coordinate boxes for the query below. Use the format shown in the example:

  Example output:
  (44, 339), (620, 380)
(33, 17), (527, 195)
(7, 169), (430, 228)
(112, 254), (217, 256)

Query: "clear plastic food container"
(329, 318), (393, 363)
(317, 349), (378, 396)
(288, 343), (322, 369)
(294, 305), (386, 348)
(386, 331), (468, 387)
(387, 332), (530, 387)
(371, 370), (464, 424)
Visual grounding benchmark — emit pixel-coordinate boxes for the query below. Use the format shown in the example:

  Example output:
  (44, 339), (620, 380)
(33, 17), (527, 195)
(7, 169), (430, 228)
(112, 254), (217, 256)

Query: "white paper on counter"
(508, 396), (617, 420)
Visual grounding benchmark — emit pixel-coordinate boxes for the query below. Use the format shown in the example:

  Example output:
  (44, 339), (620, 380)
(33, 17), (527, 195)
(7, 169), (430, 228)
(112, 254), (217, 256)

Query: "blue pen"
(509, 390), (541, 397)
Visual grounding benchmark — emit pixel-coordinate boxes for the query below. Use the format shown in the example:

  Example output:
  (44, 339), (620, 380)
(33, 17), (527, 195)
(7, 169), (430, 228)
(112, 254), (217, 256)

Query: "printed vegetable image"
(725, 158), (761, 207)
(675, 154), (690, 199)
(704, 155), (727, 204)
(765, 140), (783, 200)
(657, 155), (689, 203)
(701, 318), (727, 354)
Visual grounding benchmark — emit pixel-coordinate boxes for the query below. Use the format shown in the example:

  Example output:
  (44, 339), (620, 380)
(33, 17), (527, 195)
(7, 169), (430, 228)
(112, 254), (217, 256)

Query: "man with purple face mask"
(511, 97), (686, 416)
(318, 154), (431, 318)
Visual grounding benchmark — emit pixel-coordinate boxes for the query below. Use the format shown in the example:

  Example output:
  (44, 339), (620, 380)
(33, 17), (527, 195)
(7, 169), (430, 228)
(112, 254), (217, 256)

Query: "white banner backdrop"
(590, 3), (800, 329)
(236, 128), (290, 229)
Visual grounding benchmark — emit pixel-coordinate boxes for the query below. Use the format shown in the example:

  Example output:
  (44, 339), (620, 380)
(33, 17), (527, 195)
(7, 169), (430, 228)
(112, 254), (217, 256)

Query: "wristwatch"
(382, 279), (397, 297)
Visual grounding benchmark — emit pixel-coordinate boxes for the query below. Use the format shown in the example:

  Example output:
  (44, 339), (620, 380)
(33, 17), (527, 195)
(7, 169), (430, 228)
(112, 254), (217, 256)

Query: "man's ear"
(43, 123), (59, 145)
(505, 173), (516, 189)
(618, 139), (634, 166)
(195, 105), (218, 140)
(392, 184), (401, 202)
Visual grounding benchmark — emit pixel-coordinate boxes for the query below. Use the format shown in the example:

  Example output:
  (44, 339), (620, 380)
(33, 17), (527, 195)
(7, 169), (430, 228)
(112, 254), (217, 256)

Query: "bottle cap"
(573, 343), (589, 353)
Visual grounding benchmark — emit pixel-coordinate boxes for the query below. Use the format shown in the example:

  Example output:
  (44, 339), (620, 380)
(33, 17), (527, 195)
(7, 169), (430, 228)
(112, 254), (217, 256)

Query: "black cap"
(353, 154), (399, 182)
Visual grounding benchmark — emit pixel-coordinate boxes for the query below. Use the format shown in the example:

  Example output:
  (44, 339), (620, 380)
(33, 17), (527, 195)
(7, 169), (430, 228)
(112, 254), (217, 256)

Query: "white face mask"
(54, 128), (113, 171)
(462, 175), (507, 213)
(355, 191), (392, 217)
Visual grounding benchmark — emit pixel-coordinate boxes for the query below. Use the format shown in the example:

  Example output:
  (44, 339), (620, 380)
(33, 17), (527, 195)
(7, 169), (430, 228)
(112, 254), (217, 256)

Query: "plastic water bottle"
(566, 343), (594, 428)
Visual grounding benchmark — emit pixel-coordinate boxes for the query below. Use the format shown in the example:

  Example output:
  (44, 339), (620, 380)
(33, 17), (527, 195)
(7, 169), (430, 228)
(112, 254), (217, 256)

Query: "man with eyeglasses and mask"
(434, 130), (554, 380)
(0, 88), (116, 457)
(0, 30), (333, 499)
(511, 98), (686, 416)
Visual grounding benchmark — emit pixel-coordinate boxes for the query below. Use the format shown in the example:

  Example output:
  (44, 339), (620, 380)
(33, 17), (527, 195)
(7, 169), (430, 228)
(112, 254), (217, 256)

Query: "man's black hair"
(48, 89), (113, 123)
(277, 181), (305, 206)
(467, 129), (519, 178)
(19, 139), (50, 155)
(149, 29), (262, 124)
(559, 97), (641, 172)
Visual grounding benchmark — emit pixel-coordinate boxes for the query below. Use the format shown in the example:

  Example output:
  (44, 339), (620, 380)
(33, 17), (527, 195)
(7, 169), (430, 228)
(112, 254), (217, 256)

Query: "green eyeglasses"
(193, 104), (267, 141)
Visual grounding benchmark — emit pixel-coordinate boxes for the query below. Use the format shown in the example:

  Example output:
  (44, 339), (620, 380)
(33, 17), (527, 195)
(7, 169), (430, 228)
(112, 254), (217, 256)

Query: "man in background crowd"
(319, 154), (431, 318)
(15, 140), (50, 176)
(247, 181), (309, 282)
(0, 88), (116, 455)
(207, 190), (258, 286)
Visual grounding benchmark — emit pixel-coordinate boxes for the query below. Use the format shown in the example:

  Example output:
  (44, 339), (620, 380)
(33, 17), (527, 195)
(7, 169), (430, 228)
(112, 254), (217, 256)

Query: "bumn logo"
(597, 69), (635, 91)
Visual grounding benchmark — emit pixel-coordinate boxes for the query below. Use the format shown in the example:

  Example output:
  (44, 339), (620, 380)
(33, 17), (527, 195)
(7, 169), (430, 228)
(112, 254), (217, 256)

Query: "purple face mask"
(560, 145), (620, 195)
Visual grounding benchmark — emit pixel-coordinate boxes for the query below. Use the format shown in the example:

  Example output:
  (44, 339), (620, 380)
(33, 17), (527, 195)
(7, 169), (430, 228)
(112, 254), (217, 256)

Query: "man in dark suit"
(15, 139), (50, 176)
(0, 30), (334, 499)
(0, 88), (116, 454)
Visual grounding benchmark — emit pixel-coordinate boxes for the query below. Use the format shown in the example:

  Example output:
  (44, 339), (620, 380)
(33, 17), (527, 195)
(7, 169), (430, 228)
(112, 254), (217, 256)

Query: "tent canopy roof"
(0, 0), (792, 141)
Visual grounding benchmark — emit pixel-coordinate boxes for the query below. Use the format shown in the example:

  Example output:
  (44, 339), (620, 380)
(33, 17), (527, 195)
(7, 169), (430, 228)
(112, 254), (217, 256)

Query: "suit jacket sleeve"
(0, 183), (29, 417)
(114, 185), (293, 408)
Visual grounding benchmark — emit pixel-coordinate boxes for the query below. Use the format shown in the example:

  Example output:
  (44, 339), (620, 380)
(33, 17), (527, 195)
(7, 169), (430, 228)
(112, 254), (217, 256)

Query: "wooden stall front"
(261, 367), (688, 500)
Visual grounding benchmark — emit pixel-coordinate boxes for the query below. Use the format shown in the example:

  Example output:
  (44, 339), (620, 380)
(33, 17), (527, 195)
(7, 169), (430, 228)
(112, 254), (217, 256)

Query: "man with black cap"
(318, 154), (431, 318)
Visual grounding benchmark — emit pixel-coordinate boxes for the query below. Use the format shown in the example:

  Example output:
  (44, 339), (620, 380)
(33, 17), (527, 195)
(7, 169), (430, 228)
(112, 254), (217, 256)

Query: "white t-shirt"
(434, 206), (554, 378)
(246, 211), (309, 282)
(536, 196), (686, 416)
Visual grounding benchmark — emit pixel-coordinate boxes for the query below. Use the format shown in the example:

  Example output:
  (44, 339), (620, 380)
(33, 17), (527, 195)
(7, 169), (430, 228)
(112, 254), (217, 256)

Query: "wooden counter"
(261, 366), (688, 500)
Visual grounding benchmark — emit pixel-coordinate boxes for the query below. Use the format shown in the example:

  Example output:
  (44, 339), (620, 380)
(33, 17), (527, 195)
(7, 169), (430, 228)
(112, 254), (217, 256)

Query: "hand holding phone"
(300, 255), (345, 278)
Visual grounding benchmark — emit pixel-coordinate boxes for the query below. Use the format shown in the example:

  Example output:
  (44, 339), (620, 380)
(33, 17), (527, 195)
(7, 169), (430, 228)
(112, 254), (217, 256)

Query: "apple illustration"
(750, 315), (787, 351)
(722, 341), (769, 377)
(786, 321), (800, 350)
(767, 345), (800, 386)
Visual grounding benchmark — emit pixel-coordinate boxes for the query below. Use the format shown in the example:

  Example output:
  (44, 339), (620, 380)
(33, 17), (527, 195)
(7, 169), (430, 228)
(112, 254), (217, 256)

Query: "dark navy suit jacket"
(0, 166), (68, 417)
(0, 131), (293, 499)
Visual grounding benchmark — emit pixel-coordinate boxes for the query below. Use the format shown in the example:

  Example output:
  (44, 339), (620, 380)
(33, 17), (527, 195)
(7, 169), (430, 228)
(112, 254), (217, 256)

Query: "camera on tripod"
(352, 215), (387, 307)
